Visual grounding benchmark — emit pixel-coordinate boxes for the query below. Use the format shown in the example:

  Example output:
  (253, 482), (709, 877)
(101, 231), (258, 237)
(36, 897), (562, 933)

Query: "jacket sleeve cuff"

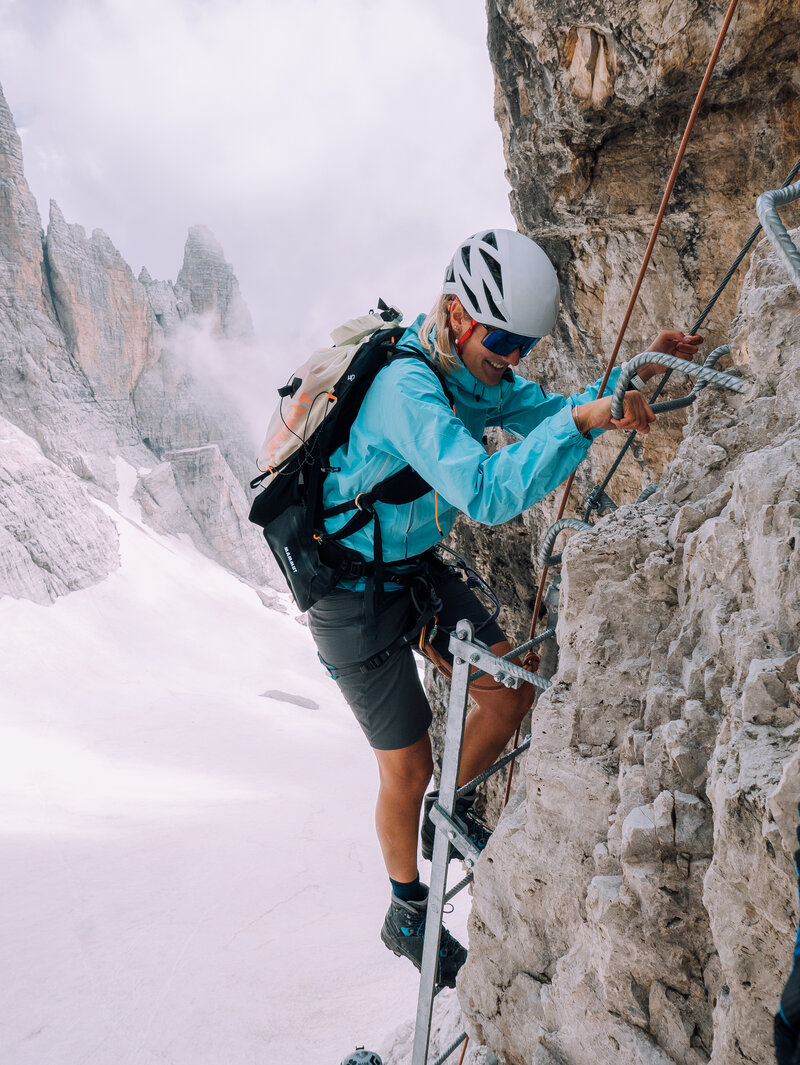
(558, 404), (593, 447)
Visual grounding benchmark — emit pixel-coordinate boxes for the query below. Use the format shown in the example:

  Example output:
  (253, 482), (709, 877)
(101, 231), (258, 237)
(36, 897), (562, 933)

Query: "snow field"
(0, 490), (470, 1064)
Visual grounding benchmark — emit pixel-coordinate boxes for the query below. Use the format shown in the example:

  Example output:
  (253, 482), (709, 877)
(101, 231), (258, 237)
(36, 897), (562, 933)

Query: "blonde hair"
(418, 294), (461, 375)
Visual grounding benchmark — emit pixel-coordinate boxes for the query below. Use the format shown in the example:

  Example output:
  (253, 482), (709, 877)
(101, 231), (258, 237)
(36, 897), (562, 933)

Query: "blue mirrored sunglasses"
(482, 329), (539, 359)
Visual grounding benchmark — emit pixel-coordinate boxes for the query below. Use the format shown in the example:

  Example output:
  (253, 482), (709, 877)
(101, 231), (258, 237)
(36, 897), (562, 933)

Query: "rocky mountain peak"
(175, 223), (254, 341)
(0, 82), (44, 295)
(0, 86), (279, 603)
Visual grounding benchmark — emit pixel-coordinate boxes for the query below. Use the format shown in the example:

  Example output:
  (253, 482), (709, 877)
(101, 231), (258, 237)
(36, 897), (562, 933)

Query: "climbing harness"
(431, 545), (501, 635)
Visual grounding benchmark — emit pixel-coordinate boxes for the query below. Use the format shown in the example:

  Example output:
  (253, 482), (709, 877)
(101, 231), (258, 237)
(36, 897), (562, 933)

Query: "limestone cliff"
(456, 223), (799, 1065)
(426, 4), (800, 1064)
(0, 81), (279, 603)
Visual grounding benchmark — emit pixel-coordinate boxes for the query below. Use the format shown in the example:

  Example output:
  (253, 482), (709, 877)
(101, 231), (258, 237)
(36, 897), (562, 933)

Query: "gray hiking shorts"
(307, 564), (505, 751)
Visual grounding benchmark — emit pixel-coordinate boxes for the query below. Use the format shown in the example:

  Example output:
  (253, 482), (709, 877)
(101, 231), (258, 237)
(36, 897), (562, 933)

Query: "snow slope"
(0, 480), (469, 1064)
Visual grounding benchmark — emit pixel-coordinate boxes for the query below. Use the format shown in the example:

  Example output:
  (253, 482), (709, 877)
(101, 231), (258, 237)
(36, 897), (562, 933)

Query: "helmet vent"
(445, 263), (455, 283)
(461, 245), (471, 271)
(482, 280), (506, 322)
(482, 230), (498, 249)
(479, 248), (504, 296)
(460, 278), (478, 312)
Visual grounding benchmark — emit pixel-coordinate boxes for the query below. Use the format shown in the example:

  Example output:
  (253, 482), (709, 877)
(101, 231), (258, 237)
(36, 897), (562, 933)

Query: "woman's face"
(459, 323), (522, 387)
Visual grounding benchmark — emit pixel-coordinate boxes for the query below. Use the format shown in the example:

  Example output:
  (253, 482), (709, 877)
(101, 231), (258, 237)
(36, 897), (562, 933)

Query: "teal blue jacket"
(321, 314), (620, 564)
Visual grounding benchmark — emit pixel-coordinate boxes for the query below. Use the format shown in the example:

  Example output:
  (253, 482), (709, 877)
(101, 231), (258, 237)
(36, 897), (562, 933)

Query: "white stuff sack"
(256, 309), (402, 475)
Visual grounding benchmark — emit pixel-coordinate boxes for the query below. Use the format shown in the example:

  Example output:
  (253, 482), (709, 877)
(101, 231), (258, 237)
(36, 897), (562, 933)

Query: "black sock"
(390, 875), (427, 902)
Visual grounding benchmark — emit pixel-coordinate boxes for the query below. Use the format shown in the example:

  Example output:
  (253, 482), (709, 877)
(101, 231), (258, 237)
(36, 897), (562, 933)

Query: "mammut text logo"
(283, 546), (298, 574)
(347, 373), (356, 382)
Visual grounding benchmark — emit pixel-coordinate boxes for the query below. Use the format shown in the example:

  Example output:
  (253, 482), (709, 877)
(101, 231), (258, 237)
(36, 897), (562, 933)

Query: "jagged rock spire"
(175, 224), (254, 341)
(0, 80), (44, 293)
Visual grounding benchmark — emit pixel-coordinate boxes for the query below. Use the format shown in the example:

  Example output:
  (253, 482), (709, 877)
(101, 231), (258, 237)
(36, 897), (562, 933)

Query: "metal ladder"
(410, 618), (555, 1065)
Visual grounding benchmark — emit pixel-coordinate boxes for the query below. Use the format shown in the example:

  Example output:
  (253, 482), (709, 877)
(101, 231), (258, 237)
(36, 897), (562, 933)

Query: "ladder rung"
(456, 735), (532, 797)
(444, 872), (473, 903)
(429, 804), (482, 867)
(470, 626), (556, 681)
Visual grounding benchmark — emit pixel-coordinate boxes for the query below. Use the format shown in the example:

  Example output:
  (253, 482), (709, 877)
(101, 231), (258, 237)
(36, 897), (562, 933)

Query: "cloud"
(0, 0), (514, 382)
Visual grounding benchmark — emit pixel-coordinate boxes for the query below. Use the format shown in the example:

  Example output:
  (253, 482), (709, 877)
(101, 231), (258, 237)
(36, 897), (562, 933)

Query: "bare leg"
(457, 640), (535, 787)
(373, 732), (434, 882)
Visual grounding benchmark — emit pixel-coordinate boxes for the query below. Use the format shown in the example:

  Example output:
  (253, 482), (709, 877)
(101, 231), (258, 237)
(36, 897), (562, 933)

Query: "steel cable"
(589, 155), (800, 511)
(511, 0), (744, 805)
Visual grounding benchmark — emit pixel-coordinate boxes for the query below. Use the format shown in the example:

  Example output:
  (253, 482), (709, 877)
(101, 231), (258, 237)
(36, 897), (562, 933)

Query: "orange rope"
(457, 1036), (469, 1064)
(508, 0), (742, 807)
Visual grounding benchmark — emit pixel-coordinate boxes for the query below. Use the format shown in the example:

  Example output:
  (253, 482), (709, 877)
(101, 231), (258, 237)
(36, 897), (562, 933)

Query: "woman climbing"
(307, 228), (701, 986)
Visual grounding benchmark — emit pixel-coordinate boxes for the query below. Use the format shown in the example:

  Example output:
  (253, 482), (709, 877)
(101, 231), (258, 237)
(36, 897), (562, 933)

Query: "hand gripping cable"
(611, 348), (750, 420)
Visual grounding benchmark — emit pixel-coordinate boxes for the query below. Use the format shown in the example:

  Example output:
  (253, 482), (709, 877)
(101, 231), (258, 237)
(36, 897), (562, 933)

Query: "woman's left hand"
(639, 330), (704, 381)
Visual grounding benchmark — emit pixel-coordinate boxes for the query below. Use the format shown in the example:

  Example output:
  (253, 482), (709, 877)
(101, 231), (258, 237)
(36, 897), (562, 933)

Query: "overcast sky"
(0, 0), (515, 375)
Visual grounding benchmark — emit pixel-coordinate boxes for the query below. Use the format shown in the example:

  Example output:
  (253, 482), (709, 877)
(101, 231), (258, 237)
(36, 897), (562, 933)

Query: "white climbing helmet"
(443, 228), (560, 338)
(340, 1049), (383, 1065)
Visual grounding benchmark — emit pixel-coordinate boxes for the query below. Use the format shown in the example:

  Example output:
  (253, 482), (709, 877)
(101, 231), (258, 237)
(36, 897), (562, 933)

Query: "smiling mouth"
(485, 358), (506, 371)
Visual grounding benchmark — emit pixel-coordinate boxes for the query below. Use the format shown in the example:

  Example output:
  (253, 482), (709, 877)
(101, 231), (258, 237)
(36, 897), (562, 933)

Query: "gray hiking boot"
(420, 790), (492, 863)
(380, 893), (467, 988)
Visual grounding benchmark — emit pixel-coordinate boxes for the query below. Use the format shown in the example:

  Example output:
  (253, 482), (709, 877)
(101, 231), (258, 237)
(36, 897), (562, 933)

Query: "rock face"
(135, 445), (274, 584)
(174, 224), (254, 341)
(0, 81), (280, 603)
(0, 417), (119, 604)
(484, 0), (800, 514)
(417, 5), (800, 1064)
(456, 204), (800, 1065)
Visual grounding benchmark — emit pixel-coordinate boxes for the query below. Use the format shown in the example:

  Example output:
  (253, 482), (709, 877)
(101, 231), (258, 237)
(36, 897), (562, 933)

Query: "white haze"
(0, 6), (504, 1054)
(0, 0), (515, 385)
(0, 461), (472, 1063)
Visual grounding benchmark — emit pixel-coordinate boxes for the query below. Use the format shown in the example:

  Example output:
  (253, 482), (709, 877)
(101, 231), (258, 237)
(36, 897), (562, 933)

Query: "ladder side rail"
(411, 620), (475, 1065)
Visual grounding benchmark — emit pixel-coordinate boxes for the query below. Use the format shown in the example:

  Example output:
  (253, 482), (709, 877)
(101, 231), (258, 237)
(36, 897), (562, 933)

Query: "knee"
(473, 680), (534, 727)
(378, 750), (433, 798)
(403, 754), (435, 797)
(513, 682), (536, 720)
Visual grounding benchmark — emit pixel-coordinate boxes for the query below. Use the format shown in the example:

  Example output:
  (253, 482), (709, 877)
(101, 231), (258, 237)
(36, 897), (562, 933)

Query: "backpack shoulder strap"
(387, 348), (455, 410)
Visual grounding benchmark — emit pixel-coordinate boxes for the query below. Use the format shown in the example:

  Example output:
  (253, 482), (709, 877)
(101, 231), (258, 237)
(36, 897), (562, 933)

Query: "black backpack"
(248, 306), (452, 611)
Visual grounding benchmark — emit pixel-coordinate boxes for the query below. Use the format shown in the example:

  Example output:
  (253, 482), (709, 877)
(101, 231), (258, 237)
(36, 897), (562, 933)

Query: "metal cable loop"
(636, 342), (730, 416)
(614, 343), (729, 419)
(584, 486), (618, 517)
(756, 178), (800, 292)
(537, 518), (594, 568)
(636, 484), (659, 504)
(611, 349), (747, 420)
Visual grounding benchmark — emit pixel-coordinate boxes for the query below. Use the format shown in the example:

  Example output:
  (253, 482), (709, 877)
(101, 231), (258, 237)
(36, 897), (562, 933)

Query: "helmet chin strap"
(448, 300), (478, 354)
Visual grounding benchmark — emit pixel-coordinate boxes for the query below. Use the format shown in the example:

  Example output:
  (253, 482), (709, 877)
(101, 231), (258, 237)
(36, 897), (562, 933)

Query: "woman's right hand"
(573, 392), (656, 435)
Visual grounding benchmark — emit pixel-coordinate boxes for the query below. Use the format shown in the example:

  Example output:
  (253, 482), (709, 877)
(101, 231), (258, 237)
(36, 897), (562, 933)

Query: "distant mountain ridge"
(0, 81), (279, 603)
